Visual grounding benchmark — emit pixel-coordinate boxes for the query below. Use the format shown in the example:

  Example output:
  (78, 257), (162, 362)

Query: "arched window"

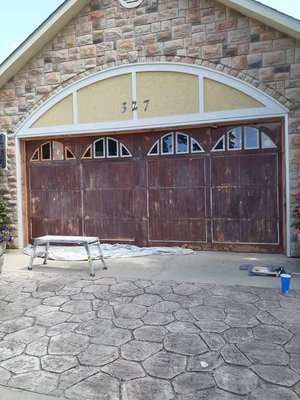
(82, 137), (132, 159)
(30, 141), (76, 162)
(212, 127), (277, 152)
(148, 132), (204, 156)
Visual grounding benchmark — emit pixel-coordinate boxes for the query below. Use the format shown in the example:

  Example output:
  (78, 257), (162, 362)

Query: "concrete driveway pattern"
(0, 271), (299, 400)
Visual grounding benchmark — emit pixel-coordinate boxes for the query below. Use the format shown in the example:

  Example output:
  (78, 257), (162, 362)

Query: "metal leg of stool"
(85, 243), (95, 276)
(43, 242), (50, 265)
(96, 239), (107, 270)
(28, 241), (37, 270)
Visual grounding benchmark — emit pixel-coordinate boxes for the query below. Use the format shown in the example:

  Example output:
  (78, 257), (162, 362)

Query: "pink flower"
(296, 191), (300, 201)
(292, 228), (300, 238)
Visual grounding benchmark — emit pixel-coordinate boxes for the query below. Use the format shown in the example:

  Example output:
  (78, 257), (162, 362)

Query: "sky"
(0, 0), (299, 64)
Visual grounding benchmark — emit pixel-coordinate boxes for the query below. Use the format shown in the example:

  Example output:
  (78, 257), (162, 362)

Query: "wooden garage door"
(209, 124), (281, 251)
(27, 141), (81, 238)
(26, 122), (283, 252)
(146, 132), (207, 243)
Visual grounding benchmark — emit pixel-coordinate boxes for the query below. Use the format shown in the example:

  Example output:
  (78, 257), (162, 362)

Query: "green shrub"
(0, 202), (6, 230)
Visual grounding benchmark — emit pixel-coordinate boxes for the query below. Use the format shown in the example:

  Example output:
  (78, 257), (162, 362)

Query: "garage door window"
(148, 132), (204, 156)
(212, 127), (277, 152)
(176, 133), (189, 153)
(228, 127), (242, 150)
(262, 132), (277, 149)
(30, 141), (76, 162)
(82, 137), (132, 159)
(244, 127), (259, 149)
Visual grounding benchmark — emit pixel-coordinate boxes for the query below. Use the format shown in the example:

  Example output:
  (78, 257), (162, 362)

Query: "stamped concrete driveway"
(0, 271), (300, 400)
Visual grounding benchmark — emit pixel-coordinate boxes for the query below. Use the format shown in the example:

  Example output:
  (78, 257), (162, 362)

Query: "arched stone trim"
(13, 56), (292, 132)
(15, 60), (288, 138)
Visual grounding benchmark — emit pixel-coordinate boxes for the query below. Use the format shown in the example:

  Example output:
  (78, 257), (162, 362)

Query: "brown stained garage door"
(211, 153), (279, 245)
(27, 141), (81, 238)
(81, 159), (135, 241)
(26, 121), (283, 252)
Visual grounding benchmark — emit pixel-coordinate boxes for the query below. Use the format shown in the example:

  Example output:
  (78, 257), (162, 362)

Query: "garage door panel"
(133, 159), (147, 187)
(30, 190), (79, 219)
(133, 189), (147, 218)
(29, 164), (78, 190)
(31, 217), (80, 238)
(148, 188), (206, 218)
(83, 189), (133, 218)
(147, 154), (207, 245)
(84, 218), (134, 241)
(212, 219), (278, 244)
(147, 158), (205, 188)
(149, 218), (207, 242)
(82, 162), (133, 189)
(211, 154), (278, 186)
(212, 187), (278, 219)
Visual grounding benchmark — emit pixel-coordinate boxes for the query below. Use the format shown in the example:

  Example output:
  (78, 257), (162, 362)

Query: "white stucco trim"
(72, 92), (78, 125)
(16, 62), (288, 138)
(131, 71), (138, 121)
(285, 114), (291, 257)
(15, 137), (24, 248)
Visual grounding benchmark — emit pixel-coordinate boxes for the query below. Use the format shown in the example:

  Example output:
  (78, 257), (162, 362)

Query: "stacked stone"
(0, 273), (300, 399)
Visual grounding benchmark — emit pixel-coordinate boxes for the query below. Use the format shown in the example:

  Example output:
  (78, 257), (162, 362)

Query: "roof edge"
(0, 0), (91, 89)
(219, 0), (300, 39)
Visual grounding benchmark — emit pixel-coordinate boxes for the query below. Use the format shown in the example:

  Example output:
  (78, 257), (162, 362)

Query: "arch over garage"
(16, 62), (287, 138)
(16, 62), (289, 254)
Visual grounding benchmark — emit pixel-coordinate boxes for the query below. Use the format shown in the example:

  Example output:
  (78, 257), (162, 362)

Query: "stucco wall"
(0, 0), (299, 251)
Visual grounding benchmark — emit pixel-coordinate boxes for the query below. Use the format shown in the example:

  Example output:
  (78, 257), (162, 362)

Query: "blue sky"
(0, 0), (299, 64)
(0, 0), (65, 63)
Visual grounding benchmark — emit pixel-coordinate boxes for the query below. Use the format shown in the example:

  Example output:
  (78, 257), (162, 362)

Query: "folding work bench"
(28, 235), (107, 276)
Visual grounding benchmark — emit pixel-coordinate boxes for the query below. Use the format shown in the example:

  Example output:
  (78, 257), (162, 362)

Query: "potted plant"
(0, 226), (13, 250)
(291, 190), (300, 241)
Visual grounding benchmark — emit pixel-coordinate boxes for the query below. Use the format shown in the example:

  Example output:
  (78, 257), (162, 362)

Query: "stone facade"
(0, 0), (299, 253)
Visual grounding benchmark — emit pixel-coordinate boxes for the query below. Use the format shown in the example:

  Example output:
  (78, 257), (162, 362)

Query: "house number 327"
(121, 100), (150, 113)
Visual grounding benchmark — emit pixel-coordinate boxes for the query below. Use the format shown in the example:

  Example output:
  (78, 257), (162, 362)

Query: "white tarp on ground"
(23, 243), (193, 260)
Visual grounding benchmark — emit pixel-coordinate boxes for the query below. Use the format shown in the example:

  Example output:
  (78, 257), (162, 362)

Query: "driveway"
(0, 264), (300, 399)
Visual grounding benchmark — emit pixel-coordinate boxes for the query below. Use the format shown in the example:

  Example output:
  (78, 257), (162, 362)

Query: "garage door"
(26, 121), (283, 252)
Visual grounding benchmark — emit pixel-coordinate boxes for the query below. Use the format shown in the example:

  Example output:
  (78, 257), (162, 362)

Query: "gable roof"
(0, 0), (299, 89)
(0, 0), (90, 89)
(221, 0), (300, 38)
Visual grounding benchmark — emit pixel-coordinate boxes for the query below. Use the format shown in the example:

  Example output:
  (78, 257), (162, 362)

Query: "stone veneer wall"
(0, 0), (299, 252)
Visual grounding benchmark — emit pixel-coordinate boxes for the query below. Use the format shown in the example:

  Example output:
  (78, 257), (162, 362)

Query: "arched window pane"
(65, 147), (76, 160)
(176, 133), (188, 153)
(148, 142), (159, 155)
(31, 149), (39, 161)
(244, 127), (259, 149)
(82, 145), (92, 159)
(94, 139), (105, 158)
(228, 128), (242, 150)
(52, 141), (64, 160)
(107, 138), (118, 157)
(42, 142), (51, 160)
(191, 138), (204, 153)
(121, 144), (132, 157)
(161, 134), (173, 154)
(212, 135), (225, 152)
(261, 132), (277, 149)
